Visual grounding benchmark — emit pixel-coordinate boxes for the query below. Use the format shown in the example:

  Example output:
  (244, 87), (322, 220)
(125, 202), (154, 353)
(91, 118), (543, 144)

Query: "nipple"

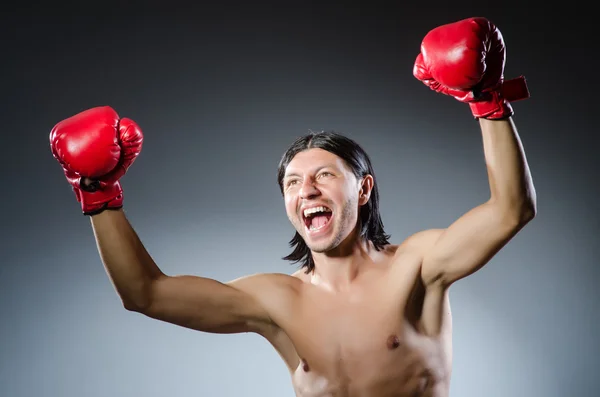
(300, 358), (310, 372)
(386, 334), (400, 350)
(301, 358), (310, 372)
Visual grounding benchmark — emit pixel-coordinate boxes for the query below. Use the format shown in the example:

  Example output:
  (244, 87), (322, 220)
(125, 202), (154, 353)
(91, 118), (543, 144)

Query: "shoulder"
(226, 272), (302, 324)
(396, 229), (445, 254)
(385, 229), (445, 273)
(227, 272), (302, 293)
(291, 268), (312, 283)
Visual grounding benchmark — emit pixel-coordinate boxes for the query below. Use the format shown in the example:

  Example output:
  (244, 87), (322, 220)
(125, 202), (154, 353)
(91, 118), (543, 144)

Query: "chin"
(304, 230), (345, 253)
(306, 240), (336, 253)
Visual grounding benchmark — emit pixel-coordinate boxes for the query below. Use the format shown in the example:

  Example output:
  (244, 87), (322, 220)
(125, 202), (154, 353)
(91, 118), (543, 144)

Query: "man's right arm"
(50, 107), (282, 334)
(91, 209), (279, 334)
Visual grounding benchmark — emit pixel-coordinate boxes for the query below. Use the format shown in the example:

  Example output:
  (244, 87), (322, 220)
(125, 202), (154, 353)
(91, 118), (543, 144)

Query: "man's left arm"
(412, 17), (537, 287)
(420, 117), (537, 287)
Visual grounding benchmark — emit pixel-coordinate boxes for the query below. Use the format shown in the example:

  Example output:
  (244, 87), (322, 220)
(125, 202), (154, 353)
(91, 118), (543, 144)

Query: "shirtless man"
(49, 17), (536, 397)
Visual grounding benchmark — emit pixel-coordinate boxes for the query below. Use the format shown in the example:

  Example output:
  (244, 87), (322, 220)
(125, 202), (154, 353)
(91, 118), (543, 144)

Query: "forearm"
(480, 117), (536, 218)
(90, 209), (164, 310)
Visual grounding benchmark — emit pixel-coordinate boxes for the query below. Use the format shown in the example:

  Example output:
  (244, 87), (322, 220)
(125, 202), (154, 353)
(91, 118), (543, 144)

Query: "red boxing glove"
(50, 106), (144, 215)
(413, 17), (530, 119)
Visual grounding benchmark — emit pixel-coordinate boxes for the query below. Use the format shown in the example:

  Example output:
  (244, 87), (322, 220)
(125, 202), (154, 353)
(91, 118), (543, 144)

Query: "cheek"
(336, 188), (360, 218)
(331, 184), (357, 204)
(284, 194), (297, 216)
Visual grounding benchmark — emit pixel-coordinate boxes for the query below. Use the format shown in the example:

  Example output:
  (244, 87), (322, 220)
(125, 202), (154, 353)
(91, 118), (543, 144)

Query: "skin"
(88, 117), (536, 396)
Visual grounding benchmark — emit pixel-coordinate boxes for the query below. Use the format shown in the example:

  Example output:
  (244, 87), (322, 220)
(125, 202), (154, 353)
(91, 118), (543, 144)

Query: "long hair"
(277, 130), (391, 273)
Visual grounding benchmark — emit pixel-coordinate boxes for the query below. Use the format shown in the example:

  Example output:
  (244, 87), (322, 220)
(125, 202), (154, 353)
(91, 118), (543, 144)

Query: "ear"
(358, 175), (374, 206)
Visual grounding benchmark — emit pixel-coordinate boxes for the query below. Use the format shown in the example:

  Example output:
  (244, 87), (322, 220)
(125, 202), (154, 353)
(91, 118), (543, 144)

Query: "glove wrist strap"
(73, 180), (124, 216)
(470, 76), (530, 119)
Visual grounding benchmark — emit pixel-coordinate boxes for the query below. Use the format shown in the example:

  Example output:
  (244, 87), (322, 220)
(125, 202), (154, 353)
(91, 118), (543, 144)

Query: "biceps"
(142, 275), (270, 334)
(421, 203), (525, 286)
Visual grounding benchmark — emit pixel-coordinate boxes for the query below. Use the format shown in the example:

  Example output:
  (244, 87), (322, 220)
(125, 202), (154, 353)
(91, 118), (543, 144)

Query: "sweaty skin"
(89, 118), (535, 396)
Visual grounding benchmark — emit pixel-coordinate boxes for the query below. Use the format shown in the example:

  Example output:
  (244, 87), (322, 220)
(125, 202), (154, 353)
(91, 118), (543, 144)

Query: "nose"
(299, 178), (320, 200)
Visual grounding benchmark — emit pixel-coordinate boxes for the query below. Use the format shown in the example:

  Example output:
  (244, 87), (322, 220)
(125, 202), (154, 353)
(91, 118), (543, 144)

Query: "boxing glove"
(50, 106), (144, 215)
(413, 17), (529, 119)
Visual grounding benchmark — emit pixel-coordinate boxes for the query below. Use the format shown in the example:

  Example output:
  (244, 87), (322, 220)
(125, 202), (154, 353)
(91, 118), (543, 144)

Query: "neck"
(310, 227), (374, 291)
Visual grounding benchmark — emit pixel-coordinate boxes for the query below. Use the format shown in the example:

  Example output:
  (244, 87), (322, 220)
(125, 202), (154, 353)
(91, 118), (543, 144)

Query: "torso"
(259, 240), (453, 397)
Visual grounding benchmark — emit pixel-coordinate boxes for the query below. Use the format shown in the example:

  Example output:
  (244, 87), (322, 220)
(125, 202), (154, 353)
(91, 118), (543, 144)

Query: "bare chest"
(285, 288), (448, 397)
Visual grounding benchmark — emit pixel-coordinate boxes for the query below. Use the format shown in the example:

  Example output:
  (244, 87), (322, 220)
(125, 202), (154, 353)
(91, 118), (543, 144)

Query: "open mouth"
(302, 205), (333, 233)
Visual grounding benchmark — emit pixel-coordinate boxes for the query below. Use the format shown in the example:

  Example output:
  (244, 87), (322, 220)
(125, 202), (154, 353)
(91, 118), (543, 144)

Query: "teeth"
(303, 206), (331, 218)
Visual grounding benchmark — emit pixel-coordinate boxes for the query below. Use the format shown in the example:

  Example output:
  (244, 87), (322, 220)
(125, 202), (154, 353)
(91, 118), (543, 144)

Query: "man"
(50, 17), (536, 397)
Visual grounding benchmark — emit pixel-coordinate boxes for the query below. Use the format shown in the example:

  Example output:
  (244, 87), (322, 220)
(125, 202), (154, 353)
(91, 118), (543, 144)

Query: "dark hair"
(277, 130), (391, 273)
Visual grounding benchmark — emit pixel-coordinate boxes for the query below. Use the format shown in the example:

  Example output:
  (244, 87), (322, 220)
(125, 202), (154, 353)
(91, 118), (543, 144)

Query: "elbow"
(521, 181), (538, 223)
(120, 288), (155, 314)
(122, 299), (148, 313)
(120, 276), (163, 313)
(513, 197), (537, 226)
(519, 188), (537, 224)
(521, 200), (537, 223)
(494, 196), (537, 227)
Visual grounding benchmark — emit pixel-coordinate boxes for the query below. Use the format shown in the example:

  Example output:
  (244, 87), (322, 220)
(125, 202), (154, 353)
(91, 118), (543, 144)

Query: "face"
(282, 148), (372, 253)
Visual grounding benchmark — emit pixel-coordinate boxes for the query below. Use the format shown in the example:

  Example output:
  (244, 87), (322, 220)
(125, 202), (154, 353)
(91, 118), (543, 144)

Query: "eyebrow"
(284, 164), (337, 179)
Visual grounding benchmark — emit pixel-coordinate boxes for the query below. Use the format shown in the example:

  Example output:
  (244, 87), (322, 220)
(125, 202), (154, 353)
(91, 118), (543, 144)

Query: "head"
(277, 131), (390, 273)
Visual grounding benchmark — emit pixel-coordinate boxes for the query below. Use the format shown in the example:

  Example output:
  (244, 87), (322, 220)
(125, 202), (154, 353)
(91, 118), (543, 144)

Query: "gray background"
(2, 2), (598, 396)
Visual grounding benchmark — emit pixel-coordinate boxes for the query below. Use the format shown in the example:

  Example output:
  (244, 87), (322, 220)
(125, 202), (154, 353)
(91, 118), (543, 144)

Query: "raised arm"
(50, 106), (288, 336)
(412, 17), (537, 287)
(419, 118), (536, 286)
(91, 209), (283, 334)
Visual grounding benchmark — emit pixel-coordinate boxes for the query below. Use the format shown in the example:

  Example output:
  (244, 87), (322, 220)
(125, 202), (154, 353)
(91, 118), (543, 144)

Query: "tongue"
(310, 214), (330, 229)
